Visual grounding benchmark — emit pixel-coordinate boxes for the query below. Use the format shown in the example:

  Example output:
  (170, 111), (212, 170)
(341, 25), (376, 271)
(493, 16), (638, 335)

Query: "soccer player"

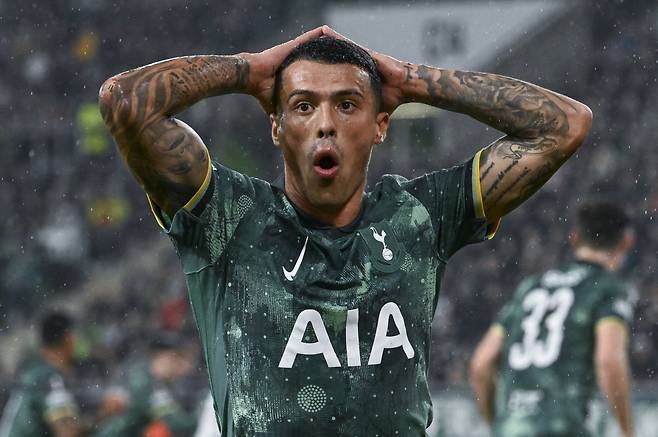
(98, 25), (592, 435)
(469, 201), (635, 437)
(0, 312), (83, 437)
(94, 334), (196, 437)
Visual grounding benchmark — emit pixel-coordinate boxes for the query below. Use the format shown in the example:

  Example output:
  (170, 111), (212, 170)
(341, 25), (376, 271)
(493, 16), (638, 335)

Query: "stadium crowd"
(1, 0), (656, 430)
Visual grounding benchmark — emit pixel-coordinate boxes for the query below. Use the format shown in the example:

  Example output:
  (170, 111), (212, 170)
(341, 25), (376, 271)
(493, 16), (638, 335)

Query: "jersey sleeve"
(401, 150), (499, 260)
(148, 161), (256, 274)
(593, 283), (634, 329)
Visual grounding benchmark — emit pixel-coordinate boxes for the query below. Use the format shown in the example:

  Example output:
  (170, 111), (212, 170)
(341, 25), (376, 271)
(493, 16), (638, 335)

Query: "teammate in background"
(99, 25), (592, 435)
(0, 311), (83, 437)
(94, 334), (196, 437)
(469, 201), (635, 437)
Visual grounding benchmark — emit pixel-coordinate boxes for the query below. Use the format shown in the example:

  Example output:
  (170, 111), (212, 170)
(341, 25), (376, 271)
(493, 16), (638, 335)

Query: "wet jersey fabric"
(151, 153), (492, 436)
(0, 354), (79, 437)
(492, 261), (633, 437)
(94, 365), (196, 437)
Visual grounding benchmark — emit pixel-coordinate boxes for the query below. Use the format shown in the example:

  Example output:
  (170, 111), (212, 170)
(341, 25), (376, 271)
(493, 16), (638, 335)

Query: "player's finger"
(321, 25), (352, 43)
(321, 26), (377, 56)
(291, 26), (325, 45)
(272, 26), (323, 56)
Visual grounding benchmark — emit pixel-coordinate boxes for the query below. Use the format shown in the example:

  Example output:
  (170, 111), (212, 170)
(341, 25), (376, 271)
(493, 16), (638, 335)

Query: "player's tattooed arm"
(98, 55), (249, 216)
(401, 65), (592, 221)
(99, 27), (325, 217)
(318, 27), (592, 221)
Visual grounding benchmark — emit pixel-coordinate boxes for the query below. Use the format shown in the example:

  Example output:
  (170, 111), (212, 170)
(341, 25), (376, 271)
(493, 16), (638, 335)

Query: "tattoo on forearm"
(100, 56), (249, 134)
(409, 66), (570, 140)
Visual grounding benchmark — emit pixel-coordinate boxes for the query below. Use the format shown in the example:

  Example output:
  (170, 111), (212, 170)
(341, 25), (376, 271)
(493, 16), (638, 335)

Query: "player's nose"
(316, 104), (336, 139)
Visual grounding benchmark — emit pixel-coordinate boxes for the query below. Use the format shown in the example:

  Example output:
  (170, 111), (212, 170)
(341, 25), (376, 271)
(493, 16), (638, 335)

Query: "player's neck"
(574, 246), (621, 272)
(41, 347), (73, 374)
(290, 194), (364, 227)
(284, 181), (365, 228)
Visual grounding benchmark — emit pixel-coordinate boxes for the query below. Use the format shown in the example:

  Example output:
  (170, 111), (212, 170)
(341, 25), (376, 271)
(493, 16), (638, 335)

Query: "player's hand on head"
(321, 26), (408, 114)
(241, 26), (325, 114)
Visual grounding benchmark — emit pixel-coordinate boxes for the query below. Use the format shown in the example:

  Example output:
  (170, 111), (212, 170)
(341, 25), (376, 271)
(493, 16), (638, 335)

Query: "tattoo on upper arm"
(100, 56), (248, 212)
(407, 64), (585, 218)
(480, 136), (565, 217)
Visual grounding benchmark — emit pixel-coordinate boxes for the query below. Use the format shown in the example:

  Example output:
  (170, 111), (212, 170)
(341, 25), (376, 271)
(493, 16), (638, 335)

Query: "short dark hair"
(576, 200), (630, 250)
(272, 36), (382, 112)
(41, 311), (73, 347)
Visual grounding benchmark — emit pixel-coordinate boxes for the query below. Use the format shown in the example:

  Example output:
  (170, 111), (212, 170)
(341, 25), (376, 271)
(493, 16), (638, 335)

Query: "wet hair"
(41, 311), (73, 347)
(576, 200), (630, 250)
(272, 36), (382, 112)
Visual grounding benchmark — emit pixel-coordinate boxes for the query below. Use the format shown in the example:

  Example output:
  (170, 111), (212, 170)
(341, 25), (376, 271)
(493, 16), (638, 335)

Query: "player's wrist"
(233, 53), (260, 94)
(398, 63), (438, 106)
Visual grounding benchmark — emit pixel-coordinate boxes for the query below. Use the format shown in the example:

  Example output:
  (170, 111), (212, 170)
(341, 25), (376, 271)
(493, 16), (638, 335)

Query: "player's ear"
(374, 112), (390, 145)
(270, 112), (281, 147)
(568, 230), (579, 248)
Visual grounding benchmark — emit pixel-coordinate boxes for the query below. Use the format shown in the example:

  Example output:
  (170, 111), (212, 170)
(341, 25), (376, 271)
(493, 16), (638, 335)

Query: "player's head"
(41, 311), (75, 356)
(571, 200), (633, 257)
(272, 37), (383, 112)
(149, 332), (191, 381)
(269, 37), (390, 219)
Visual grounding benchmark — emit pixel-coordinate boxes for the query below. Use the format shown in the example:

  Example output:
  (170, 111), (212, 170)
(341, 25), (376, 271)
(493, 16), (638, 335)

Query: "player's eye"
(340, 101), (355, 111)
(295, 102), (312, 112)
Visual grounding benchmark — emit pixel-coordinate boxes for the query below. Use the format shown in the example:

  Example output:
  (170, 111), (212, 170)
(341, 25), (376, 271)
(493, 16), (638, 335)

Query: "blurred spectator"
(0, 311), (84, 436)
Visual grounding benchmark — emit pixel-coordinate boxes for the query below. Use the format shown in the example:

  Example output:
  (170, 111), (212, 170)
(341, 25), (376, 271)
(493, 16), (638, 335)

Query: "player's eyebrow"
(287, 88), (365, 102)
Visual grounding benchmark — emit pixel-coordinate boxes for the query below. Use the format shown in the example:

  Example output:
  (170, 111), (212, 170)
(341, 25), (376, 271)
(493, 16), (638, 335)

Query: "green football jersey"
(150, 152), (493, 436)
(492, 261), (633, 437)
(0, 354), (79, 437)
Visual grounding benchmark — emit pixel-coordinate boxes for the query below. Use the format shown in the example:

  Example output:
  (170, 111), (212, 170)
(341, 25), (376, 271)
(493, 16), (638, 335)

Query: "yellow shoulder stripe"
(147, 150), (212, 230)
(490, 323), (505, 337)
(595, 316), (628, 332)
(183, 153), (212, 211)
(472, 149), (501, 240)
(44, 407), (77, 423)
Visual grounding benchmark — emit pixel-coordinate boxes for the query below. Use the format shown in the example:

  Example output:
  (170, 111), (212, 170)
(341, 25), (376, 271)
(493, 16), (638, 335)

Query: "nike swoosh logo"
(283, 236), (309, 281)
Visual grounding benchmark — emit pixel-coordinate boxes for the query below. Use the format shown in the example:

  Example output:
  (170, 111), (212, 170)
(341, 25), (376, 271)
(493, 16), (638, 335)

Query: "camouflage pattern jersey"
(492, 261), (633, 437)
(0, 354), (80, 437)
(149, 151), (495, 437)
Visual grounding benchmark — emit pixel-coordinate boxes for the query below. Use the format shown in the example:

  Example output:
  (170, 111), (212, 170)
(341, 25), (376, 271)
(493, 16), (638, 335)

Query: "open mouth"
(313, 149), (340, 179)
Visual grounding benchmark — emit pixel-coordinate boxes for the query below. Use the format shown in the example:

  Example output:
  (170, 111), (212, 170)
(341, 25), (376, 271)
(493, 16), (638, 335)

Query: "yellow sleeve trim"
(147, 195), (167, 230)
(472, 149), (501, 240)
(147, 151), (212, 230)
(490, 323), (505, 337)
(44, 407), (77, 423)
(595, 316), (628, 332)
(182, 154), (212, 211)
